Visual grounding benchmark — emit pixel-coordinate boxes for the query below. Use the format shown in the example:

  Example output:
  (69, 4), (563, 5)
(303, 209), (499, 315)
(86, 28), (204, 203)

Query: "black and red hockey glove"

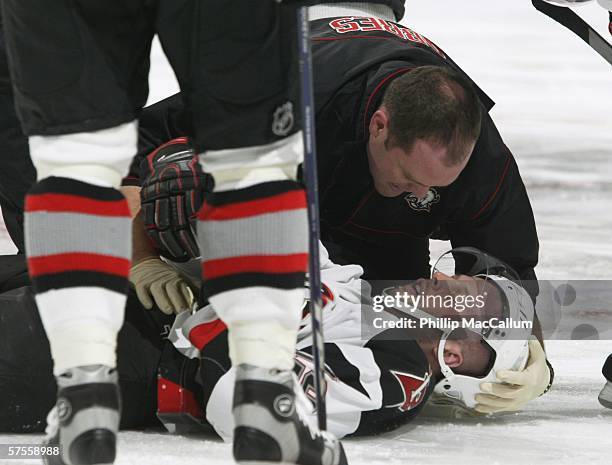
(139, 137), (213, 262)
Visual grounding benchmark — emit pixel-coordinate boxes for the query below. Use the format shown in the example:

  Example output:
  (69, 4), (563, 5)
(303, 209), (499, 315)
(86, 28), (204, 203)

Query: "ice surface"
(1, 1), (611, 463)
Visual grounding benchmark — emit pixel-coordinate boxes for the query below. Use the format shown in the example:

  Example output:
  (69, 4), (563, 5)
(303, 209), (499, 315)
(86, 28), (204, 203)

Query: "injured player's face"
(394, 273), (503, 379)
(398, 272), (503, 318)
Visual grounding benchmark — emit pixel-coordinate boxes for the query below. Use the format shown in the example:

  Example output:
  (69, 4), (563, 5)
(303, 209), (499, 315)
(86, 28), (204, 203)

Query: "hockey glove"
(475, 337), (551, 413)
(129, 258), (195, 315)
(140, 137), (213, 262)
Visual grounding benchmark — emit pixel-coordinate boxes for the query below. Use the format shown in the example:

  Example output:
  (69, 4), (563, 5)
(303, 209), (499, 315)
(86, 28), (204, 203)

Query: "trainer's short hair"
(381, 66), (483, 166)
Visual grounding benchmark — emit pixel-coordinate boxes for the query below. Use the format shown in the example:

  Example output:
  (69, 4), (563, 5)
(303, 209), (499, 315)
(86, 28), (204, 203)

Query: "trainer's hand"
(129, 258), (195, 315)
(475, 337), (550, 414)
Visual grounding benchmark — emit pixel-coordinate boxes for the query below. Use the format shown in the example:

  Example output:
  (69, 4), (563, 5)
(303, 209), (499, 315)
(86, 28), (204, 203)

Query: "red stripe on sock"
(198, 190), (306, 221)
(26, 194), (130, 217)
(188, 319), (227, 351)
(28, 253), (130, 278)
(202, 253), (308, 280)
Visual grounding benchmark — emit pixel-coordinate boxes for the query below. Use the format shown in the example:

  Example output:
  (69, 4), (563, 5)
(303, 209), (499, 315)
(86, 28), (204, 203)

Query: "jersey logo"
(327, 17), (445, 58)
(294, 352), (338, 406)
(272, 101), (295, 136)
(389, 370), (431, 412)
(404, 188), (440, 212)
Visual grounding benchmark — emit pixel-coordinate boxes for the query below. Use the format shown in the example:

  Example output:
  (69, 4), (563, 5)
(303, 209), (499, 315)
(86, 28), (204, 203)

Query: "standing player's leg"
(161, 1), (347, 464)
(0, 10), (36, 254)
(1, 1), (155, 463)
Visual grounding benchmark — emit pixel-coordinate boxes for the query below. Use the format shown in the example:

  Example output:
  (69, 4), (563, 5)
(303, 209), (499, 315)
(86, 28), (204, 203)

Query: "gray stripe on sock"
(25, 211), (131, 259)
(198, 209), (308, 261)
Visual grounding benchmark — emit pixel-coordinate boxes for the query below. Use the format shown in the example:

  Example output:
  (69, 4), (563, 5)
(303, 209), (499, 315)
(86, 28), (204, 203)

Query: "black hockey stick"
(532, 0), (612, 66)
(297, 6), (327, 430)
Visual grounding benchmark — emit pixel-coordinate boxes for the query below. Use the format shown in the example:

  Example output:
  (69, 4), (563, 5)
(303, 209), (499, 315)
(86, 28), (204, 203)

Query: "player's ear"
(443, 340), (464, 369)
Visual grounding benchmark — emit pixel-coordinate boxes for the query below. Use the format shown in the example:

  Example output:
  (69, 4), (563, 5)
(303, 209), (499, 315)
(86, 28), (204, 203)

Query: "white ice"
(1, 1), (611, 464)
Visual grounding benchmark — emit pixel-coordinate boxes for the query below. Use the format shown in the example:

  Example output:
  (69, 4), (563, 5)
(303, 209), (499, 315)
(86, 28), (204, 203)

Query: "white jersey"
(171, 245), (433, 439)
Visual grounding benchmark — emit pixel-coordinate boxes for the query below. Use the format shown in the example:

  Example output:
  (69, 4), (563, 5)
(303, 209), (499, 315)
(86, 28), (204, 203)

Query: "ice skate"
(232, 364), (348, 465)
(44, 365), (120, 465)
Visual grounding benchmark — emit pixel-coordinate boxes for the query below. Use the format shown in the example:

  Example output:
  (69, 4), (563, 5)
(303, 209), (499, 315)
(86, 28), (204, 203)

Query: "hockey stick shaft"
(297, 6), (327, 430)
(532, 0), (612, 65)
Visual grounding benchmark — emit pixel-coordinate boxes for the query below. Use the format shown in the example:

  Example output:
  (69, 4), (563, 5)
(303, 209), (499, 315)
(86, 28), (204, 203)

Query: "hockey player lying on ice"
(1, 230), (540, 438)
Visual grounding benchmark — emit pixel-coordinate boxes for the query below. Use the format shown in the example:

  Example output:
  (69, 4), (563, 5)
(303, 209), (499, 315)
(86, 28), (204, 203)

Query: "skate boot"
(44, 365), (121, 465)
(232, 364), (348, 465)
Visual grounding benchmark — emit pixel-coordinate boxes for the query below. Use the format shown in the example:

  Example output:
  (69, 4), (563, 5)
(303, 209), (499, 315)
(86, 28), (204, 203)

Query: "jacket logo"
(404, 188), (440, 212)
(389, 370), (431, 412)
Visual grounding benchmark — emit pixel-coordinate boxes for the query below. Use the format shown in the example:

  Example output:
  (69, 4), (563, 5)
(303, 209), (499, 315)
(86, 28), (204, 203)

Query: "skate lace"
(45, 406), (59, 437)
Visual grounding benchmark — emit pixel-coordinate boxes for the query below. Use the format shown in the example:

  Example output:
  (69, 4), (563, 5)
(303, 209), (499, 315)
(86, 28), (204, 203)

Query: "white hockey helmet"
(434, 282), (533, 408)
(384, 247), (534, 409)
(430, 248), (534, 408)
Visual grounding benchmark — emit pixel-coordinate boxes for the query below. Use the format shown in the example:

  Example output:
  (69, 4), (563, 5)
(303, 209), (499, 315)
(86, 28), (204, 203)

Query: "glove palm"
(475, 337), (551, 414)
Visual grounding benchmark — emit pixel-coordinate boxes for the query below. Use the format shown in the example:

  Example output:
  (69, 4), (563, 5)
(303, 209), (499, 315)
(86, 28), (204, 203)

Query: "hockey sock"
(25, 177), (131, 375)
(197, 180), (308, 371)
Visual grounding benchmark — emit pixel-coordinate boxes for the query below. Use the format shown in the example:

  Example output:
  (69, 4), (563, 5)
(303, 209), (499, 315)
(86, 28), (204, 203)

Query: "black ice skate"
(232, 364), (348, 465)
(43, 365), (120, 465)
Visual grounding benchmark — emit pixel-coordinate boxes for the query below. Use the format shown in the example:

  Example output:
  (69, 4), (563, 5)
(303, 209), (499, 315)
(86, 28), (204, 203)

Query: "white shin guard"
(199, 132), (303, 192)
(29, 121), (138, 188)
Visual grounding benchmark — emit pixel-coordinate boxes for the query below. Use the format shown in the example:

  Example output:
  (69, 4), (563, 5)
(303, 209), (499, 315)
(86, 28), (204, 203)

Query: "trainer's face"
(366, 107), (472, 198)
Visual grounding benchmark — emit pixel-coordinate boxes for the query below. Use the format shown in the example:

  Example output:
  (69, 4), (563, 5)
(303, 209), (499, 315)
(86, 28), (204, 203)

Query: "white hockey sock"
(228, 320), (298, 371)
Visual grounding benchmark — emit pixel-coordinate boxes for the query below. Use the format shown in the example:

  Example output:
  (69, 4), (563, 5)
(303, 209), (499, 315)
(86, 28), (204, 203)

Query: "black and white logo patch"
(272, 102), (294, 137)
(273, 394), (295, 417)
(404, 188), (440, 212)
(56, 398), (72, 422)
